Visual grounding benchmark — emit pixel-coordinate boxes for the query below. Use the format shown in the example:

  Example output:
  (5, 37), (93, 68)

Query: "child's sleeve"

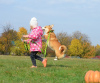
(26, 39), (32, 43)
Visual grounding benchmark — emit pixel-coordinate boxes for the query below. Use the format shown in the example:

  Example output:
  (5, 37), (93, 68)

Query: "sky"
(0, 0), (100, 46)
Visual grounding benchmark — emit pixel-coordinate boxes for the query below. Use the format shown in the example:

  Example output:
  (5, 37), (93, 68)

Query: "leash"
(24, 30), (52, 58)
(24, 42), (30, 51)
(43, 31), (51, 58)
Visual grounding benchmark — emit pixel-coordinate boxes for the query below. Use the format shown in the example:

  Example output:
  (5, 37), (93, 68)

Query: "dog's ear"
(50, 24), (54, 28)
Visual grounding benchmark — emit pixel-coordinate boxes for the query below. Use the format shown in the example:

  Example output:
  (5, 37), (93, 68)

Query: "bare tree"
(56, 32), (72, 48)
(72, 31), (91, 44)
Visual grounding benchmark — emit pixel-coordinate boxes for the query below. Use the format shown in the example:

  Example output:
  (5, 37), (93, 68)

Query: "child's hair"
(30, 17), (38, 28)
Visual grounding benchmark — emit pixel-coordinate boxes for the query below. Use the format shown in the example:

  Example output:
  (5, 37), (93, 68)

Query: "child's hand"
(23, 40), (27, 42)
(23, 35), (29, 38)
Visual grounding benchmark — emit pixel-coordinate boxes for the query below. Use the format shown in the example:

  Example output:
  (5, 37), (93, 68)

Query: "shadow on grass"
(46, 65), (71, 68)
(38, 65), (71, 68)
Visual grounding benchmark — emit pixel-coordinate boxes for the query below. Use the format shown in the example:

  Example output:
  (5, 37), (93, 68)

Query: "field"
(0, 55), (100, 83)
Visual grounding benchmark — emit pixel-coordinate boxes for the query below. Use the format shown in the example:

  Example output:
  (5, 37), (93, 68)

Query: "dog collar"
(49, 30), (54, 33)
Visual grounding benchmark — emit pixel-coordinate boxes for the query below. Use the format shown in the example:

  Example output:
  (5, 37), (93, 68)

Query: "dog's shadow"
(46, 65), (71, 68)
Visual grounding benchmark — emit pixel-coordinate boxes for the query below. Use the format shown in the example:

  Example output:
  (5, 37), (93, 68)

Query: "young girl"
(23, 17), (47, 68)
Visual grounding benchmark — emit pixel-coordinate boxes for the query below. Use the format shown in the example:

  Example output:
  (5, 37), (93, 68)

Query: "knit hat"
(30, 17), (38, 28)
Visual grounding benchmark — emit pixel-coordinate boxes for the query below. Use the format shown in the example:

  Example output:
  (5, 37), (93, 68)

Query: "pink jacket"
(26, 26), (43, 52)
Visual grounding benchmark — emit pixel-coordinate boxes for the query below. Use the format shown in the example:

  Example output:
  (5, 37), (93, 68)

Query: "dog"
(42, 24), (67, 59)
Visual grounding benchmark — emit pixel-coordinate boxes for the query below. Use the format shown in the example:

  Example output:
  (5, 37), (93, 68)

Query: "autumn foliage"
(0, 25), (99, 58)
(68, 38), (83, 57)
(11, 27), (29, 56)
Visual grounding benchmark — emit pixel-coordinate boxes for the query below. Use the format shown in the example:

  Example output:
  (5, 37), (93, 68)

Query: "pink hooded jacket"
(26, 26), (43, 52)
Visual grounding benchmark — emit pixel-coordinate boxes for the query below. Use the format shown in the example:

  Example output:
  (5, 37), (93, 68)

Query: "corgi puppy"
(42, 25), (67, 59)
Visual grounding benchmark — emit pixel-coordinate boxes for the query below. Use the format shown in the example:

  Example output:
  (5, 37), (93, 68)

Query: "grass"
(0, 55), (100, 83)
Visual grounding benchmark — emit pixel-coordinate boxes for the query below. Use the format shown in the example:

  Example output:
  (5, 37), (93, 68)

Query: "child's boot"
(42, 59), (47, 67)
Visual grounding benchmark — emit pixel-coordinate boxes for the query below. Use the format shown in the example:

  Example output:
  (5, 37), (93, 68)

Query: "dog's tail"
(57, 45), (67, 59)
(59, 45), (67, 54)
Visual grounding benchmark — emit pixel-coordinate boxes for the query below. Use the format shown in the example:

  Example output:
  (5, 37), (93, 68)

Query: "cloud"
(0, 0), (15, 4)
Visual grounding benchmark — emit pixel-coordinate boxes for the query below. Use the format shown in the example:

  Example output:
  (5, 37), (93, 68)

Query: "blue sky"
(0, 0), (100, 46)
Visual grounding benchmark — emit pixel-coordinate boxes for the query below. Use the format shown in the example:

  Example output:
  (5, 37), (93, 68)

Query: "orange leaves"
(82, 43), (95, 58)
(11, 27), (29, 56)
(17, 27), (28, 40)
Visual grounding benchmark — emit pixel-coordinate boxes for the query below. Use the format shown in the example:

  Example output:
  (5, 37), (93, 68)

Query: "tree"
(17, 27), (28, 40)
(72, 31), (90, 43)
(0, 24), (18, 54)
(11, 40), (27, 56)
(95, 44), (100, 56)
(68, 38), (83, 57)
(11, 27), (29, 56)
(0, 38), (4, 54)
(81, 42), (95, 58)
(68, 37), (95, 58)
(56, 32), (72, 48)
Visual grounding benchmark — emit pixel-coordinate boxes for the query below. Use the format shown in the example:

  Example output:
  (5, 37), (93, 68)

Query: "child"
(23, 17), (47, 68)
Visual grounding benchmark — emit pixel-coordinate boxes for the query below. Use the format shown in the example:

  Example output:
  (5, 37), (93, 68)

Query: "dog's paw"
(54, 58), (58, 60)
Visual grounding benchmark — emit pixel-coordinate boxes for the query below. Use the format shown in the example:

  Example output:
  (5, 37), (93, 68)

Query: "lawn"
(0, 55), (100, 83)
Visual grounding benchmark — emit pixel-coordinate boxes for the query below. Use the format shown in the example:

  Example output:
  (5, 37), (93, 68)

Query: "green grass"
(0, 55), (100, 83)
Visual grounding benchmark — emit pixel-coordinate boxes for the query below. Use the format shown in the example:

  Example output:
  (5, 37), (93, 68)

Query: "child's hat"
(30, 17), (38, 27)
